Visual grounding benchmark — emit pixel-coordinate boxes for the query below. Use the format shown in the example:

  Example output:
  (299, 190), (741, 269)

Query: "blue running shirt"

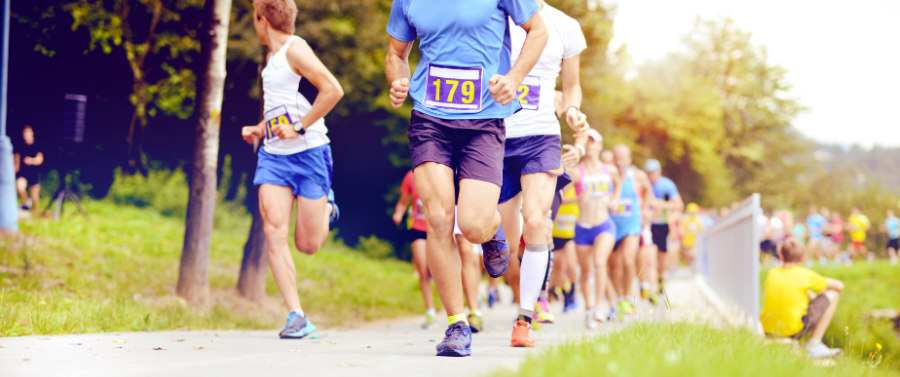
(387, 0), (539, 120)
(650, 176), (678, 225)
(887, 217), (899, 240)
(806, 214), (826, 239)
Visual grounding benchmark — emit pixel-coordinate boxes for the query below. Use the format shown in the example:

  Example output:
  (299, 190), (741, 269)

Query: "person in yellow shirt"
(848, 207), (872, 262)
(550, 184), (580, 312)
(760, 238), (844, 359)
(680, 203), (704, 265)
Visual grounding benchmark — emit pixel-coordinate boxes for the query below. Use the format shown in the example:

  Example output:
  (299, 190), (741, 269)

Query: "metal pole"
(0, 0), (17, 232)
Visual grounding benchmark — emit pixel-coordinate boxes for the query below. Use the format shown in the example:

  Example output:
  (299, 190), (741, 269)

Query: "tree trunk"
(177, 0), (232, 306)
(237, 48), (269, 302)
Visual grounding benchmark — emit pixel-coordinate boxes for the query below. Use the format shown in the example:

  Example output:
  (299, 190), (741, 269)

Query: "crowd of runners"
(236, 0), (897, 359)
(240, 0), (697, 356)
(760, 207), (900, 266)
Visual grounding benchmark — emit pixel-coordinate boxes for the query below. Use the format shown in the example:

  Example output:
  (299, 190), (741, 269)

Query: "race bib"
(424, 64), (482, 112)
(264, 105), (294, 142)
(616, 199), (634, 217)
(555, 214), (576, 232)
(516, 75), (540, 110)
(588, 181), (610, 194)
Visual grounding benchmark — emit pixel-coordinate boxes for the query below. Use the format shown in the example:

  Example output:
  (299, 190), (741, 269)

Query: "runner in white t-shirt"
(498, 0), (589, 348)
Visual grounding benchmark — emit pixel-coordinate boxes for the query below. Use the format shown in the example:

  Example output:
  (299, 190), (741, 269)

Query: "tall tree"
(682, 18), (807, 204)
(176, 0), (231, 306)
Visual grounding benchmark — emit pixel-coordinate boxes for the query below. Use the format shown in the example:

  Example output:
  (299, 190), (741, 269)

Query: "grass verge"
(0, 200), (424, 336)
(495, 322), (896, 377)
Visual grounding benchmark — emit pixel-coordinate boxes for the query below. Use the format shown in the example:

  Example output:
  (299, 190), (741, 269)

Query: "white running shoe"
(806, 341), (841, 359)
(585, 312), (598, 330)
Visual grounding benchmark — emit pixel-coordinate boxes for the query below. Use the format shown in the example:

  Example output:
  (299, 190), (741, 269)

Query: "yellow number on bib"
(461, 81), (475, 104)
(517, 85), (529, 104)
(432, 79), (441, 101)
(446, 80), (459, 102)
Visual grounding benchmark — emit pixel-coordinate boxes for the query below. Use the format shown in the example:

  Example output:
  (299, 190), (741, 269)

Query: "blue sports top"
(611, 167), (642, 237)
(387, 0), (539, 120)
(806, 214), (826, 238)
(887, 217), (899, 240)
(650, 176), (679, 225)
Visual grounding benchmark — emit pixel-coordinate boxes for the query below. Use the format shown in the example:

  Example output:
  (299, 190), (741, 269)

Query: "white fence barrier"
(695, 194), (762, 331)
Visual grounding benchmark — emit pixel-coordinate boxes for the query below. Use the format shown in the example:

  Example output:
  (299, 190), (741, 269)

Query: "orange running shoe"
(510, 320), (535, 347)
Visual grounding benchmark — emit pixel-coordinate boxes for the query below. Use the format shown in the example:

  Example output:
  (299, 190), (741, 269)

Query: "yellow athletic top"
(760, 266), (828, 336)
(681, 215), (704, 248)
(848, 213), (870, 242)
(552, 187), (579, 239)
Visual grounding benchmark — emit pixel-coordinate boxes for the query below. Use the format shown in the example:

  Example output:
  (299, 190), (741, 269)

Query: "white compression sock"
(519, 243), (550, 315)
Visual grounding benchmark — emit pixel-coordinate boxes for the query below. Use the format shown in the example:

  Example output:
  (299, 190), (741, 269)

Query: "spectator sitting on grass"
(760, 237), (844, 359)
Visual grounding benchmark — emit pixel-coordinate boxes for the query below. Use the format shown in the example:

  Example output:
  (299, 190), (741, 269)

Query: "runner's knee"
(263, 223), (289, 246)
(294, 233), (324, 255)
(523, 213), (547, 238)
(458, 219), (493, 244)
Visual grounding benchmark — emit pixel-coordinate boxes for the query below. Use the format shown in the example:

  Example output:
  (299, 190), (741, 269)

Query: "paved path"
(0, 272), (721, 377)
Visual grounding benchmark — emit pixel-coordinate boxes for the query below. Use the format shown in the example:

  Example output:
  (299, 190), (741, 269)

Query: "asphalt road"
(0, 273), (720, 377)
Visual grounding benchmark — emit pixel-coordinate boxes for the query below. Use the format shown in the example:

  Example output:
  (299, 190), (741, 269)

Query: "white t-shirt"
(261, 36), (329, 155)
(506, 4), (587, 139)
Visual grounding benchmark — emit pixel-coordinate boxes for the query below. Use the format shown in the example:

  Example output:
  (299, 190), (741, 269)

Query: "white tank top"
(261, 36), (329, 155)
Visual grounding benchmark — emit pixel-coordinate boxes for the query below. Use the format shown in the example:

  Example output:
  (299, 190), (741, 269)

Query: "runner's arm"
(638, 171), (654, 212)
(13, 152), (19, 173)
(31, 152), (44, 166)
(560, 55), (587, 134)
(667, 193), (684, 212)
(385, 38), (414, 109)
(242, 120), (265, 145)
(286, 39), (344, 132)
(392, 191), (412, 226)
(507, 13), (547, 85)
(560, 183), (577, 205)
(825, 278), (843, 293)
(609, 165), (623, 210)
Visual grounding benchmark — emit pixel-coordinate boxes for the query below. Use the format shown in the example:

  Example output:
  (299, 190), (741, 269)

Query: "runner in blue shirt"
(644, 159), (683, 299)
(386, 0), (548, 357)
(805, 206), (827, 263)
(884, 210), (899, 264)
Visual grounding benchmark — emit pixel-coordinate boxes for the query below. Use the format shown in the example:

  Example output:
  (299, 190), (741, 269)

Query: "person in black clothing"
(14, 125), (44, 210)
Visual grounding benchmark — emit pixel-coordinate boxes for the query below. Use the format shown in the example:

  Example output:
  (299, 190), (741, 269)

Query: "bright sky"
(608, 0), (900, 148)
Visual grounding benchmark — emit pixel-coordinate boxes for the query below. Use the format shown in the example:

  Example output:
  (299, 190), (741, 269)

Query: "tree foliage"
(63, 0), (203, 170)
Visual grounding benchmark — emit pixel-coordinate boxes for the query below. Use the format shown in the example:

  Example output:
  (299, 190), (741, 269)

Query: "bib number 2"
(424, 64), (482, 112)
(516, 75), (540, 110)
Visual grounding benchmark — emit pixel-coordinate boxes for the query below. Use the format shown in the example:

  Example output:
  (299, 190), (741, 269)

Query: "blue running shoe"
(488, 287), (498, 308)
(607, 307), (618, 322)
(279, 311), (317, 339)
(482, 224), (510, 278)
(436, 321), (472, 357)
(327, 189), (339, 227)
(563, 284), (578, 313)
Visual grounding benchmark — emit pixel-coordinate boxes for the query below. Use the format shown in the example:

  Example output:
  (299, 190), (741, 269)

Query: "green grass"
(784, 262), (900, 372)
(0, 200), (424, 336)
(495, 322), (897, 377)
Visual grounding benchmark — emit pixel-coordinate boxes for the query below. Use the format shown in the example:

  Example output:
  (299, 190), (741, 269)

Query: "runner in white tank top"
(259, 35), (330, 155)
(240, 0), (343, 340)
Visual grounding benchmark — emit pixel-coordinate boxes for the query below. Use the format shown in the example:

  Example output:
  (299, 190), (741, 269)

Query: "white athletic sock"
(519, 243), (550, 313)
(426, 308), (436, 317)
(290, 309), (305, 317)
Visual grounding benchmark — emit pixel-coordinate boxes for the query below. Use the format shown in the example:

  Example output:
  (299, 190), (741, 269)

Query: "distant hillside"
(814, 144), (900, 193)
